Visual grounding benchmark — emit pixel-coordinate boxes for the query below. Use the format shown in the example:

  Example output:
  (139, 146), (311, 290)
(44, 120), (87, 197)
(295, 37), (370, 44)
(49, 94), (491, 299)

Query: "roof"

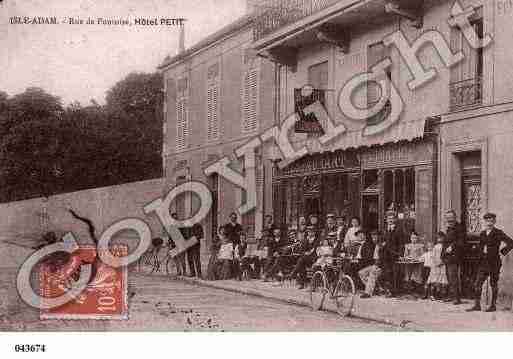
(158, 14), (254, 70)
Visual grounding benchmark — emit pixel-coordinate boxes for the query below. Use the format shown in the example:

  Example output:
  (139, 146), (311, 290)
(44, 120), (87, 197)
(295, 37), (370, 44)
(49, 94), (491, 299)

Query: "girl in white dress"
(425, 231), (448, 299)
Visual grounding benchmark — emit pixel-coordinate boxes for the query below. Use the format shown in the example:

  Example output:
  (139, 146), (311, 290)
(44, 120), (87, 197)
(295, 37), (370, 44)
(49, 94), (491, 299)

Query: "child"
(312, 237), (334, 269)
(425, 232), (448, 299)
(217, 226), (235, 280)
(403, 231), (425, 290)
(420, 240), (435, 299)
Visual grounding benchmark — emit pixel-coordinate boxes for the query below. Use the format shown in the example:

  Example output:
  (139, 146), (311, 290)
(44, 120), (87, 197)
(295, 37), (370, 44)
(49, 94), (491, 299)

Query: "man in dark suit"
(467, 213), (513, 312)
(186, 222), (204, 278)
(225, 212), (243, 247)
(441, 209), (466, 305)
(383, 213), (404, 296)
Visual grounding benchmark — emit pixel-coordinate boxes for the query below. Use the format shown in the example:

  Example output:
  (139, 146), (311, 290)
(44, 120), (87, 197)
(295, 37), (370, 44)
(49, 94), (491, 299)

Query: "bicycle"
(309, 257), (356, 317)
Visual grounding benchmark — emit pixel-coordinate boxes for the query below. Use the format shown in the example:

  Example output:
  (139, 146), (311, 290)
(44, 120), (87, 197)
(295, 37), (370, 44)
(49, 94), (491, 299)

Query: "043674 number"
(14, 344), (46, 352)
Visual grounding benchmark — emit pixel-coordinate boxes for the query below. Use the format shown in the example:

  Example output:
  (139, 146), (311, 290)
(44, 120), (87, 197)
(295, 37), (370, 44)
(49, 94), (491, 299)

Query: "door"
(362, 195), (379, 231)
(304, 197), (321, 220)
(460, 151), (482, 297)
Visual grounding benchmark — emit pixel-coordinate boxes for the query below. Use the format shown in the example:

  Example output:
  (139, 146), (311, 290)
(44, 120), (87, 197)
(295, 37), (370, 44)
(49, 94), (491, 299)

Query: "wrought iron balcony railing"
(253, 0), (341, 41)
(449, 77), (483, 110)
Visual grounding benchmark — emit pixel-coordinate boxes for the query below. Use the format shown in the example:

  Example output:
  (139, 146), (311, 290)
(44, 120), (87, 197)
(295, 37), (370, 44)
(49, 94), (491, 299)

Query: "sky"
(0, 0), (247, 105)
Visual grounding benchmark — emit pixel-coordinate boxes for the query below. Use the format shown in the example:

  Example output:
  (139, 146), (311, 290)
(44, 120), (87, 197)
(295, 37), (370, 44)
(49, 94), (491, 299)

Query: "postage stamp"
(39, 245), (128, 320)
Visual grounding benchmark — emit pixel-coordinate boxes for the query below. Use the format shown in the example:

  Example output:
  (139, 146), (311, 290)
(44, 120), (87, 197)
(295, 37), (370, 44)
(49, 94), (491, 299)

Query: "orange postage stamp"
(39, 245), (128, 320)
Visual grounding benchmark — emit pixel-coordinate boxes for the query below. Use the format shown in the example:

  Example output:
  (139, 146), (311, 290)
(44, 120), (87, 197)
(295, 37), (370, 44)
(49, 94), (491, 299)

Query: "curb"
(167, 274), (423, 331)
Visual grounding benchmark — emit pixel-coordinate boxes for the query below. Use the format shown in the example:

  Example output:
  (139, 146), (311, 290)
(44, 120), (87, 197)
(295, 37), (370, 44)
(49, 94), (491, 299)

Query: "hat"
(326, 213), (335, 218)
(370, 229), (380, 235)
(483, 212), (497, 220)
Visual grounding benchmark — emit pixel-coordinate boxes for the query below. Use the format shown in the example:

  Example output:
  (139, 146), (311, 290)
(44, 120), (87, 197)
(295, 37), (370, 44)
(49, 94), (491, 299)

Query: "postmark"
(39, 245), (128, 320)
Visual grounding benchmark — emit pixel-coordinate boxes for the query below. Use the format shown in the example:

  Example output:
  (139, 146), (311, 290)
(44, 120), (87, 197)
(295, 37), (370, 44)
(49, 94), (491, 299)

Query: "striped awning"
(298, 119), (428, 154)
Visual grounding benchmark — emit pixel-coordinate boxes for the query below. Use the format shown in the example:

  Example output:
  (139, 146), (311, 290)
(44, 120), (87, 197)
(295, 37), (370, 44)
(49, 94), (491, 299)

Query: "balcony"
(449, 77), (482, 111)
(252, 0), (424, 67)
(294, 87), (327, 133)
(253, 0), (341, 41)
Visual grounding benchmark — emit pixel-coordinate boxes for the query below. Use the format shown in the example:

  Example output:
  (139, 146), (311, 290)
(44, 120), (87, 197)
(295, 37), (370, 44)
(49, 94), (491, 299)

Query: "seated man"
(263, 228), (289, 281)
(289, 227), (319, 289)
(359, 231), (387, 298)
(351, 230), (376, 288)
(265, 227), (304, 281)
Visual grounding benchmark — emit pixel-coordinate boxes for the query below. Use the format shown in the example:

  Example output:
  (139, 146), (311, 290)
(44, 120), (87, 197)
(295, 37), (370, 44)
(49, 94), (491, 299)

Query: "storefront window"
(383, 167), (415, 220)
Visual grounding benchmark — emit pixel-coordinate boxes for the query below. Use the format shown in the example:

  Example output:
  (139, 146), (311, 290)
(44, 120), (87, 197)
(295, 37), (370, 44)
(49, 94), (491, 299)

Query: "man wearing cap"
(467, 213), (513, 312)
(441, 209), (466, 305)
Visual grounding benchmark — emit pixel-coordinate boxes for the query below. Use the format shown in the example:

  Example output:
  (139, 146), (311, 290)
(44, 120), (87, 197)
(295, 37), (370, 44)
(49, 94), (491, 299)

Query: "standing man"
(186, 222), (204, 278)
(169, 212), (189, 276)
(467, 213), (513, 312)
(225, 212), (243, 247)
(383, 212), (404, 296)
(441, 209), (465, 305)
(308, 213), (321, 238)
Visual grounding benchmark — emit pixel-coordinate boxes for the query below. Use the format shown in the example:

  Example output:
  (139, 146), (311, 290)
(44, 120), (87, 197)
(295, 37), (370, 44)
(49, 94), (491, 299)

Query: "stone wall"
(0, 178), (167, 316)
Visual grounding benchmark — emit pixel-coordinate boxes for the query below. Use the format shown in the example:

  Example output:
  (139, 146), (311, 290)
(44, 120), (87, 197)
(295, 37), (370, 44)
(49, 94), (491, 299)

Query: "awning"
(297, 118), (428, 154)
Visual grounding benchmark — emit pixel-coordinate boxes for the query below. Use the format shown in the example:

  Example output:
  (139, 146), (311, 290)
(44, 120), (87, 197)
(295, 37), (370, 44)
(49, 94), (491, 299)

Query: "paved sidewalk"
(172, 275), (513, 331)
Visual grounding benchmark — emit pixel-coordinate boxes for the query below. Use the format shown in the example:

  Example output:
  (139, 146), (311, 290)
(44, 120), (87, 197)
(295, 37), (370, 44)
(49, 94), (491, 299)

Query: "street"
(1, 272), (402, 331)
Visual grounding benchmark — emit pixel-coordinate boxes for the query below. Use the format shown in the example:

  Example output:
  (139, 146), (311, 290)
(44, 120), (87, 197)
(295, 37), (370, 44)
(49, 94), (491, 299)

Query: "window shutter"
(176, 77), (188, 151)
(207, 63), (220, 141)
(176, 98), (187, 151)
(242, 67), (259, 133)
(367, 42), (390, 105)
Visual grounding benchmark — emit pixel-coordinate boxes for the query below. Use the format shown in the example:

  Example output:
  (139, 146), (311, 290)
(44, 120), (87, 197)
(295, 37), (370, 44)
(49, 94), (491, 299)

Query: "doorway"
(304, 196), (321, 219)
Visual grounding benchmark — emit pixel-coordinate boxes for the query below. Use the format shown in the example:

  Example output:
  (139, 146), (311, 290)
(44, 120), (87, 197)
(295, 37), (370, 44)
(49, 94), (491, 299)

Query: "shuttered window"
(176, 77), (188, 151)
(206, 63), (220, 141)
(242, 65), (259, 133)
(450, 10), (483, 83)
(367, 42), (392, 126)
(367, 42), (391, 105)
(308, 61), (328, 89)
(449, 8), (483, 109)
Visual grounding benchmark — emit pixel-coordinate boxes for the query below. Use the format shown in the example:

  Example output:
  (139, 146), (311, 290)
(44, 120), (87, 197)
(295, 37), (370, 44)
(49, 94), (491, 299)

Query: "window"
(308, 61), (328, 89)
(367, 42), (391, 126)
(450, 8), (484, 109)
(206, 63), (220, 141)
(175, 175), (187, 219)
(176, 77), (189, 151)
(242, 62), (259, 133)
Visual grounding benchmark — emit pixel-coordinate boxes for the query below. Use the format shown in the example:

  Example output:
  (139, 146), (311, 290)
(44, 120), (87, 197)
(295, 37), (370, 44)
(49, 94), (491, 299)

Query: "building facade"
(160, 0), (513, 303)
(158, 16), (276, 256)
(249, 0), (513, 302)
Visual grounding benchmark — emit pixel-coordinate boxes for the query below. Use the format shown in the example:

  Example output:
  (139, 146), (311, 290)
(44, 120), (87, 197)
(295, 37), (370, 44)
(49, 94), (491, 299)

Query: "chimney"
(178, 21), (185, 54)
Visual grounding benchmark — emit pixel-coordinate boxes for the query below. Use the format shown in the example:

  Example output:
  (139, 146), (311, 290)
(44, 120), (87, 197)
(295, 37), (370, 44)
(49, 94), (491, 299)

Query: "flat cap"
(483, 212), (497, 220)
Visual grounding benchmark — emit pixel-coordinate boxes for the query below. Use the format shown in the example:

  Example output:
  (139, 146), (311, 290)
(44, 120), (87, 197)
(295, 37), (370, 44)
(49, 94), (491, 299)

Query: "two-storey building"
(158, 15), (276, 258)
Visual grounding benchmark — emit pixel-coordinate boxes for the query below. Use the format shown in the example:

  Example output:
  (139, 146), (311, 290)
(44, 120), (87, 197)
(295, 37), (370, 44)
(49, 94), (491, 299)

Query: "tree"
(104, 72), (163, 181)
(0, 72), (164, 203)
(0, 88), (64, 200)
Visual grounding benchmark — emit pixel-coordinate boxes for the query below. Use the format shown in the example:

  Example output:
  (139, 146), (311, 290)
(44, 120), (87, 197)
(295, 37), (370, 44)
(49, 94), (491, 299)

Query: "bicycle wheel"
(310, 271), (327, 311)
(333, 274), (355, 317)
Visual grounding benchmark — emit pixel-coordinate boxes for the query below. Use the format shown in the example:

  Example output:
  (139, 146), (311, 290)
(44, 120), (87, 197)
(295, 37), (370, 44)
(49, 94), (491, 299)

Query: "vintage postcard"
(2, 0), (513, 350)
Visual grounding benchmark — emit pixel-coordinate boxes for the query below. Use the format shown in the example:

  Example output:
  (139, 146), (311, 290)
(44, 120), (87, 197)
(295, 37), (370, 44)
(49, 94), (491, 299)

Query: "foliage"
(0, 72), (163, 203)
